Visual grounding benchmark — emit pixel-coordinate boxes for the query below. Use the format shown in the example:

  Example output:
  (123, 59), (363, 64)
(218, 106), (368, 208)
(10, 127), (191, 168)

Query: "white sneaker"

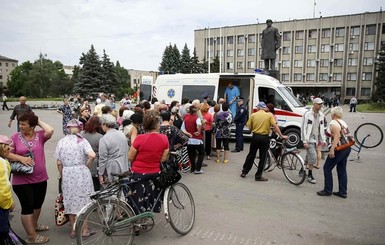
(194, 170), (204, 174)
(307, 176), (316, 184)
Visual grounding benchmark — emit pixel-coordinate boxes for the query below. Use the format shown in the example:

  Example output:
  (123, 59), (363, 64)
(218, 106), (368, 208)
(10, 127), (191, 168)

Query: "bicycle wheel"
(253, 150), (272, 171)
(76, 199), (135, 245)
(354, 123), (383, 148)
(166, 182), (195, 235)
(281, 152), (306, 185)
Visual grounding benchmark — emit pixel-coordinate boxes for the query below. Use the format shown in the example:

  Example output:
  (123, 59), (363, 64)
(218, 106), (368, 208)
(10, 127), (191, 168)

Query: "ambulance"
(152, 73), (309, 148)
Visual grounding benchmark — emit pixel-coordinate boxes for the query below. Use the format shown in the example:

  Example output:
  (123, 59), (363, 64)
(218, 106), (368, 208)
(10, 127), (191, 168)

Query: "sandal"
(70, 230), (76, 239)
(35, 224), (49, 232)
(82, 229), (96, 238)
(26, 234), (49, 244)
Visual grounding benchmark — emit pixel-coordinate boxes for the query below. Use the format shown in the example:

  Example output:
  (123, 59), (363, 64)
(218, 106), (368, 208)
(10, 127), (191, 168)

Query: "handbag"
(159, 156), (181, 189)
(335, 120), (355, 151)
(10, 133), (34, 174)
(55, 177), (69, 226)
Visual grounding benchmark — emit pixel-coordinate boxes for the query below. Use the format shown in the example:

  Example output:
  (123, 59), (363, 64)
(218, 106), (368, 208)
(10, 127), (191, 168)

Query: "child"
(0, 135), (26, 244)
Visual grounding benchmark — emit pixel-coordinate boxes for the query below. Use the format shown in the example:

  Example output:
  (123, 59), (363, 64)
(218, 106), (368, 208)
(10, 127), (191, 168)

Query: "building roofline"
(0, 55), (18, 62)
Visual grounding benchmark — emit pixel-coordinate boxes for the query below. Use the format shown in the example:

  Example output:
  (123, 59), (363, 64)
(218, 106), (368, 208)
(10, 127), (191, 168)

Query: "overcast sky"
(0, 0), (382, 71)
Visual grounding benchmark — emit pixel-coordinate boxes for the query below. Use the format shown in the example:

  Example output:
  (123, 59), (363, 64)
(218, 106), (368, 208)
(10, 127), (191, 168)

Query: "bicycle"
(254, 135), (306, 185)
(74, 173), (195, 245)
(350, 122), (383, 160)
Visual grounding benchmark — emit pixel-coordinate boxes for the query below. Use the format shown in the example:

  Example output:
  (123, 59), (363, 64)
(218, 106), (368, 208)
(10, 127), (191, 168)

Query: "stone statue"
(261, 19), (281, 70)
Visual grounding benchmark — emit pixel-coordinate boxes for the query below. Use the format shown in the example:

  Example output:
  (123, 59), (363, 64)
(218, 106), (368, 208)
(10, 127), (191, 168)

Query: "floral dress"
(58, 104), (72, 135)
(54, 135), (94, 214)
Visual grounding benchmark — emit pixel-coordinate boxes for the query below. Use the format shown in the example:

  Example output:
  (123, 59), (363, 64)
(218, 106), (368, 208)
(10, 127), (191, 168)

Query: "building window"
(237, 49), (244, 57)
(335, 43), (344, 52)
(366, 25), (376, 35)
(306, 73), (315, 81)
(283, 32), (291, 41)
(295, 46), (303, 54)
(307, 60), (316, 67)
(259, 48), (262, 56)
(294, 73), (302, 81)
(333, 73), (342, 81)
(309, 30), (317, 38)
(347, 73), (357, 81)
(320, 59), (329, 67)
(308, 45), (316, 53)
(361, 88), (371, 96)
(0, 62), (2, 66)
(319, 73), (328, 81)
(322, 29), (331, 38)
(349, 43), (359, 51)
(0, 69), (2, 73)
(5, 63), (8, 67)
(363, 57), (374, 66)
(282, 60), (290, 68)
(227, 62), (234, 70)
(227, 36), (233, 45)
(259, 61), (264, 68)
(282, 73), (290, 81)
(238, 35), (245, 44)
(294, 60), (303, 67)
(248, 48), (255, 56)
(350, 26), (360, 36)
(0, 75), (2, 79)
(12, 63), (16, 67)
(362, 72), (372, 80)
(295, 31), (304, 40)
(216, 50), (224, 57)
(248, 34), (256, 43)
(348, 58), (358, 66)
(247, 61), (255, 69)
(321, 44), (330, 53)
(346, 88), (355, 96)
(334, 59), (343, 67)
(336, 28), (345, 37)
(282, 47), (291, 54)
(364, 42), (375, 51)
(227, 50), (234, 57)
(237, 62), (243, 69)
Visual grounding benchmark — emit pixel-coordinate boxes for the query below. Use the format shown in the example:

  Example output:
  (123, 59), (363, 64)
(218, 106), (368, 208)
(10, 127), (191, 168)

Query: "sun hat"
(0, 135), (13, 145)
(66, 119), (83, 128)
(313, 98), (324, 104)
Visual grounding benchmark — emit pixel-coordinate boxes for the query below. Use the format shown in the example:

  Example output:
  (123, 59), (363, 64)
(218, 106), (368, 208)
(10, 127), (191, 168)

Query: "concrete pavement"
(1, 104), (384, 245)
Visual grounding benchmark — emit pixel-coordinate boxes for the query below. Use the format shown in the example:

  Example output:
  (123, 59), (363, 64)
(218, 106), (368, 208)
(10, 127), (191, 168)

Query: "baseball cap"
(313, 98), (324, 104)
(257, 101), (267, 109)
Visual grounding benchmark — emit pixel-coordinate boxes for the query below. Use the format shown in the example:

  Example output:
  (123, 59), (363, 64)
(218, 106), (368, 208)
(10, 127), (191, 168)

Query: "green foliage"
(201, 57), (208, 73)
(8, 61), (33, 96)
(180, 43), (192, 73)
(357, 102), (385, 112)
(373, 43), (385, 102)
(159, 44), (174, 74)
(114, 60), (131, 98)
(211, 55), (220, 73)
(191, 48), (202, 73)
(100, 49), (118, 93)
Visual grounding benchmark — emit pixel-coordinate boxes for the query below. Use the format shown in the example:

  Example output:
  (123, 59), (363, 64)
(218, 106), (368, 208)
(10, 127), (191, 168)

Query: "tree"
(159, 43), (181, 74)
(114, 61), (132, 98)
(210, 55), (220, 73)
(7, 61), (33, 97)
(171, 44), (181, 73)
(74, 45), (103, 96)
(180, 43), (192, 73)
(191, 48), (201, 73)
(201, 57), (208, 73)
(373, 44), (385, 102)
(100, 49), (118, 93)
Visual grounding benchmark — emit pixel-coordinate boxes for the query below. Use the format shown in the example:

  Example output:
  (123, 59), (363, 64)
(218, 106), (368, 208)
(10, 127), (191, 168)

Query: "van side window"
(182, 85), (215, 101)
(258, 87), (292, 112)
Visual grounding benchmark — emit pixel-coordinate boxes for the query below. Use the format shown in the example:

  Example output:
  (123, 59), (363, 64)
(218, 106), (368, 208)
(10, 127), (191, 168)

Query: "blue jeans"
(323, 148), (351, 195)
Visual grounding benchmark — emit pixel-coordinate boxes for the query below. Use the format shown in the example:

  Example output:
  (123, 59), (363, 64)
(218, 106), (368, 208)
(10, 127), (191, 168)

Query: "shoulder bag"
(55, 177), (69, 226)
(10, 133), (34, 174)
(335, 120), (355, 151)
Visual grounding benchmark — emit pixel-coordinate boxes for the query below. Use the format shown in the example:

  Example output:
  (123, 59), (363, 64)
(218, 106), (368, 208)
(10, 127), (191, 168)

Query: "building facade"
(194, 11), (385, 102)
(0, 55), (18, 89)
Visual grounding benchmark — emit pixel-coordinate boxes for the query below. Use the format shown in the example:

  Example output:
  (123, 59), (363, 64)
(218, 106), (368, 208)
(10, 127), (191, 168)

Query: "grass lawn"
(7, 97), (63, 102)
(357, 103), (385, 113)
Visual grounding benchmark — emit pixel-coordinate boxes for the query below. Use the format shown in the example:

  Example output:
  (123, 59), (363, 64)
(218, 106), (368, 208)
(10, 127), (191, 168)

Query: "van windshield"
(278, 86), (304, 107)
(140, 84), (152, 101)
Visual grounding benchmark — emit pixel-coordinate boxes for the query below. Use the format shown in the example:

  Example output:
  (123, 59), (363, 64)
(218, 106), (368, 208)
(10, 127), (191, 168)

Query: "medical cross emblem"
(167, 89), (175, 98)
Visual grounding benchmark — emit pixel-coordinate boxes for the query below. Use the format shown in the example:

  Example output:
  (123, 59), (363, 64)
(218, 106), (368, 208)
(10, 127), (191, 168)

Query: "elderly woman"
(7, 113), (53, 244)
(81, 116), (103, 191)
(213, 102), (232, 164)
(128, 110), (169, 213)
(57, 98), (73, 135)
(317, 107), (352, 198)
(55, 119), (95, 238)
(98, 114), (129, 185)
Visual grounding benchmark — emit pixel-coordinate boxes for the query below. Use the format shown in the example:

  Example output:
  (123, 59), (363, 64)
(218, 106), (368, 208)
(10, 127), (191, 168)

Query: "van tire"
(283, 128), (302, 148)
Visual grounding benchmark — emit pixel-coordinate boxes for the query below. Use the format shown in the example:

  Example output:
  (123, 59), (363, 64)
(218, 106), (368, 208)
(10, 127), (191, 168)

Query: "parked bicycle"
(254, 135), (306, 185)
(74, 172), (195, 245)
(350, 122), (384, 160)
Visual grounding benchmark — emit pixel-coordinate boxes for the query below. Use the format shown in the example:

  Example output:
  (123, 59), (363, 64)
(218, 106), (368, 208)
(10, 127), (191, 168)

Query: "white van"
(139, 76), (153, 101)
(152, 73), (309, 148)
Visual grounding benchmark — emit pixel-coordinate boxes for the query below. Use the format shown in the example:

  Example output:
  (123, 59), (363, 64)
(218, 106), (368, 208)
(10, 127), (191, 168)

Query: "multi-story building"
(194, 11), (385, 102)
(0, 55), (18, 89)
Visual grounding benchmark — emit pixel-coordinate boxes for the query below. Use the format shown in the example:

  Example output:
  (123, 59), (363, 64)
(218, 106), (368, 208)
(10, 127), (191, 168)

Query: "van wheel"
(283, 128), (302, 148)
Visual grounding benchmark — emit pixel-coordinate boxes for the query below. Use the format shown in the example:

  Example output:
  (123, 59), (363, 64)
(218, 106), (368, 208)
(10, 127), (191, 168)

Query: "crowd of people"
(0, 92), (353, 243)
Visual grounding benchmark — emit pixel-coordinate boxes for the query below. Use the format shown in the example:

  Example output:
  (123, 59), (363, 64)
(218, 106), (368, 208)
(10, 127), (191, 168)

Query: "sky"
(0, 0), (382, 71)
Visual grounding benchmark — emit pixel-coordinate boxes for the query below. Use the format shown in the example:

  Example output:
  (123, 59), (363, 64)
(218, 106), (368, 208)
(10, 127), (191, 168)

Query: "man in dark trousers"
(8, 96), (33, 132)
(232, 96), (248, 152)
(240, 102), (287, 181)
(261, 19), (281, 70)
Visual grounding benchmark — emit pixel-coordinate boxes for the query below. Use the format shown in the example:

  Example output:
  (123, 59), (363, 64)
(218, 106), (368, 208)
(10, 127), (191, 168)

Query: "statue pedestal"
(266, 70), (280, 80)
